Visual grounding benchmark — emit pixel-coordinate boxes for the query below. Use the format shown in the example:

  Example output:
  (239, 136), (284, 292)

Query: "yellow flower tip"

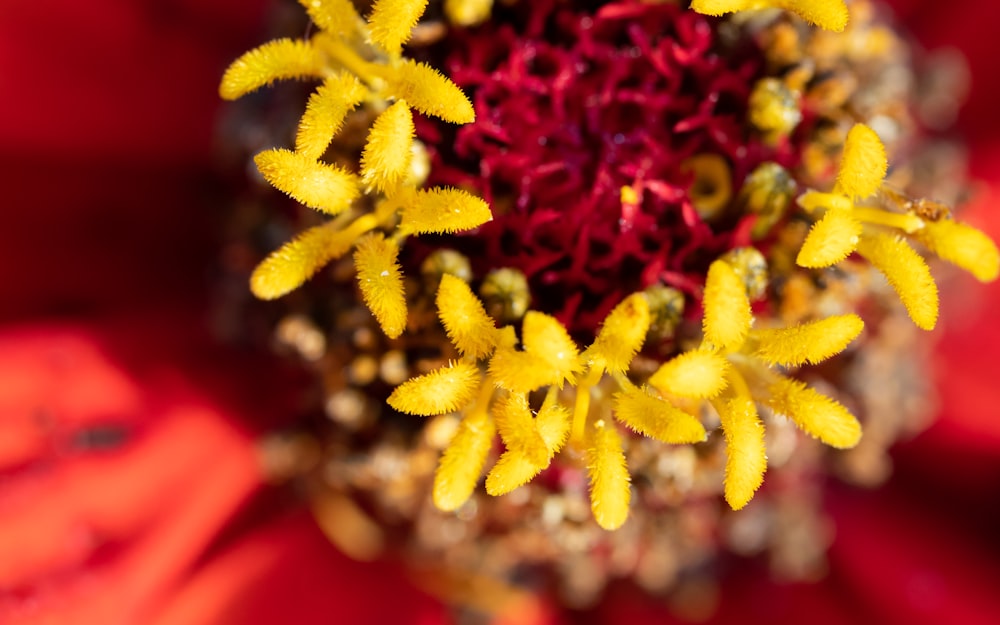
(436, 274), (499, 359)
(485, 393), (570, 496)
(754, 313), (864, 367)
(648, 349), (730, 400)
(586, 420), (631, 531)
(220, 38), (324, 100)
(588, 293), (650, 375)
(718, 396), (766, 510)
(299, 0), (361, 36)
(834, 124), (888, 200)
(254, 149), (360, 215)
(296, 73), (367, 160)
(689, 0), (848, 32)
(353, 233), (408, 338)
(488, 349), (556, 394)
(767, 377), (862, 449)
(920, 219), (1000, 283)
(702, 260), (752, 350)
(780, 0), (849, 32)
(856, 233), (939, 330)
(368, 0), (429, 56)
(387, 361), (481, 416)
(399, 187), (493, 235)
(795, 208), (862, 268)
(433, 408), (495, 511)
(493, 393), (549, 466)
(688, 0), (751, 17)
(388, 59), (476, 125)
(522, 312), (583, 387)
(361, 100), (415, 193)
(250, 222), (355, 300)
(485, 451), (536, 496)
(612, 386), (707, 444)
(444, 0), (493, 27)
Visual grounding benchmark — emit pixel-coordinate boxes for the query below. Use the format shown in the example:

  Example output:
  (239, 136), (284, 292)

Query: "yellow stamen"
(702, 259), (752, 350)
(368, 0), (429, 56)
(716, 394), (766, 510)
(361, 100), (415, 193)
(918, 218), (1000, 283)
(586, 293), (651, 376)
(648, 349), (730, 399)
(585, 419), (631, 530)
(387, 360), (482, 416)
(254, 148), (361, 215)
(766, 376), (861, 449)
(250, 213), (377, 299)
(856, 233), (939, 330)
(219, 38), (324, 100)
(436, 274), (500, 360)
(354, 233), (408, 337)
(612, 384), (707, 444)
(795, 208), (862, 268)
(752, 313), (864, 367)
(834, 123), (888, 200)
(296, 73), (368, 159)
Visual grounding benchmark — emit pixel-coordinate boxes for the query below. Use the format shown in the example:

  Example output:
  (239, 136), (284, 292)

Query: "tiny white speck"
(380, 270), (389, 277)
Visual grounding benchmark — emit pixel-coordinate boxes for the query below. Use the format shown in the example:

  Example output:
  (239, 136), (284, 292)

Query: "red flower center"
(414, 0), (798, 336)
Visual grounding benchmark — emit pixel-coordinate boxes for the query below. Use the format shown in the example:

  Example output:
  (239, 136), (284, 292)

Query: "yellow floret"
(361, 100), (415, 193)
(834, 124), (887, 200)
(387, 361), (481, 416)
(492, 392), (549, 466)
(856, 233), (939, 330)
(367, 0), (429, 56)
(796, 208), (862, 268)
(433, 407), (495, 511)
(387, 59), (476, 124)
(298, 0), (361, 36)
(485, 392), (569, 495)
(398, 187), (493, 235)
(521, 312), (583, 387)
(296, 73), (367, 160)
(778, 0), (849, 32)
(702, 260), (752, 350)
(766, 377), (861, 448)
(250, 221), (355, 299)
(690, 0), (848, 32)
(648, 349), (730, 399)
(586, 293), (651, 376)
(444, 0), (493, 27)
(436, 274), (499, 359)
(254, 149), (360, 215)
(753, 313), (864, 367)
(489, 349), (560, 394)
(353, 233), (408, 338)
(612, 385), (707, 444)
(219, 38), (324, 100)
(718, 396), (767, 510)
(918, 218), (1000, 283)
(585, 420), (631, 530)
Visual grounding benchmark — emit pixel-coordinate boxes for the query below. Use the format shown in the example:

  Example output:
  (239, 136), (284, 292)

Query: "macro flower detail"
(218, 0), (1000, 609)
(220, 0), (488, 326)
(796, 123), (999, 330)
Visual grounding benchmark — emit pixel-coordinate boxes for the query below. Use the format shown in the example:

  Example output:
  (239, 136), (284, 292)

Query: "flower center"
(415, 1), (795, 335)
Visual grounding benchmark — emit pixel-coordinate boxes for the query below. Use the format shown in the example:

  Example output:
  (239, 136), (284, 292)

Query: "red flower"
(1, 1), (998, 624)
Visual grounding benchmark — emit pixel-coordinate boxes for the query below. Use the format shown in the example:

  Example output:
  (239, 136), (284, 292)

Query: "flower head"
(218, 0), (1000, 608)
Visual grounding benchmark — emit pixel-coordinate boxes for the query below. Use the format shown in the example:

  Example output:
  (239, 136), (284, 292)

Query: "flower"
(3, 0), (1000, 624)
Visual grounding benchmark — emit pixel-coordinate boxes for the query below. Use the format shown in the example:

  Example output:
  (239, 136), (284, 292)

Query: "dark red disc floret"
(413, 0), (797, 338)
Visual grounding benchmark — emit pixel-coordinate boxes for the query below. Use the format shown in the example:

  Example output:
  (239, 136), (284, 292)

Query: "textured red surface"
(0, 0), (998, 624)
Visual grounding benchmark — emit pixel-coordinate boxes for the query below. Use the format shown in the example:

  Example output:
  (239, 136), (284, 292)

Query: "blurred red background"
(0, 1), (998, 624)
